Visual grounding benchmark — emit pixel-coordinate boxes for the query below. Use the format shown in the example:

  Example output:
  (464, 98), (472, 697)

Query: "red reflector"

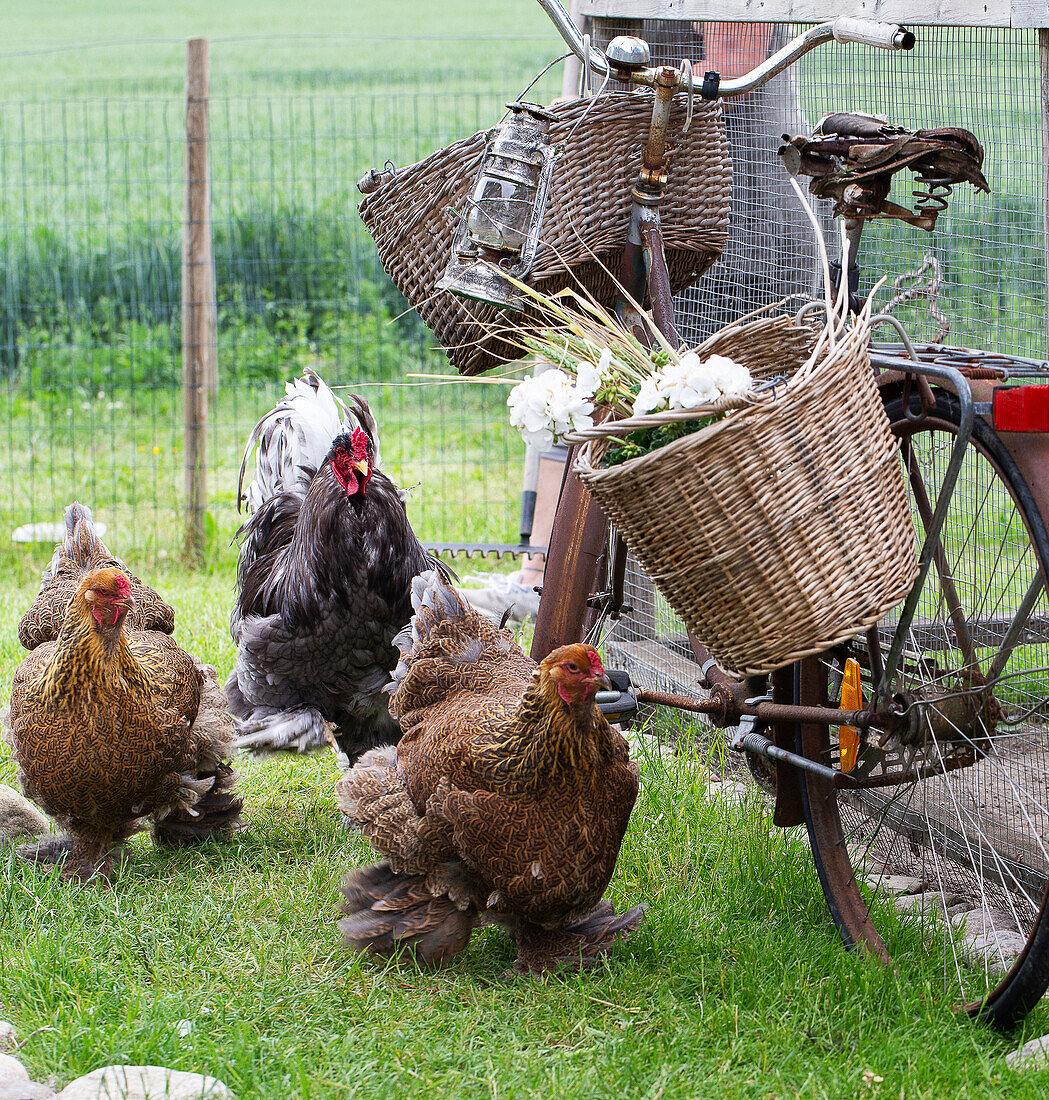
(992, 386), (1049, 432)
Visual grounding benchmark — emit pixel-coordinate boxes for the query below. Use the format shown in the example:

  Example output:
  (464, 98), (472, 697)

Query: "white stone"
(0, 1054), (29, 1082)
(0, 1079), (54, 1099)
(705, 780), (749, 804)
(893, 890), (962, 916)
(1007, 1034), (1049, 1070)
(863, 874), (924, 896)
(622, 731), (675, 764)
(55, 1067), (232, 1100)
(949, 907), (1018, 937)
(0, 1025), (17, 1053)
(0, 786), (50, 843)
(964, 928), (1027, 969)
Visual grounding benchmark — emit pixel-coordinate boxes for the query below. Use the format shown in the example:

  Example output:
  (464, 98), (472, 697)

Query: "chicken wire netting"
(576, 18), (1047, 744)
(0, 34), (561, 572)
(0, 22), (1045, 717)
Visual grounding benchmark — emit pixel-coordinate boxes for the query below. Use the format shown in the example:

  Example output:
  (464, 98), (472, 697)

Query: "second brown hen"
(3, 509), (242, 882)
(336, 570), (644, 973)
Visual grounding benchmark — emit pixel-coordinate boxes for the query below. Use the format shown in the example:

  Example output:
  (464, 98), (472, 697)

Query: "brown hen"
(336, 570), (645, 973)
(18, 502), (176, 649)
(3, 515), (242, 882)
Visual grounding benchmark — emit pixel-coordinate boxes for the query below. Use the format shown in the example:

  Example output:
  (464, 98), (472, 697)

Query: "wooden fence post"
(182, 36), (216, 566)
(561, 0), (582, 98)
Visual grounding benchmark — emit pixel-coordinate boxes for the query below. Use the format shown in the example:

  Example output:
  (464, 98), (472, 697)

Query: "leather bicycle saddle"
(779, 111), (989, 229)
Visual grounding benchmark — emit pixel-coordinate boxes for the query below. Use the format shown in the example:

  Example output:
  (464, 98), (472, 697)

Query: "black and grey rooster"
(227, 369), (443, 764)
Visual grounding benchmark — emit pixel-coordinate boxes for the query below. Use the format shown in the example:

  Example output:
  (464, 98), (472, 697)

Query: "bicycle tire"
(798, 387), (1049, 1030)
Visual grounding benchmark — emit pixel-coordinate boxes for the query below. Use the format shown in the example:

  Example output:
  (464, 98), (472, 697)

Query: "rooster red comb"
(349, 426), (370, 459)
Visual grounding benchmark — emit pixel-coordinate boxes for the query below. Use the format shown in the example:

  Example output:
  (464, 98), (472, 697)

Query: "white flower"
(659, 353), (721, 410)
(507, 368), (593, 449)
(703, 353), (752, 396)
(176, 1019), (193, 1038)
(576, 347), (612, 400)
(629, 351), (751, 417)
(632, 376), (664, 416)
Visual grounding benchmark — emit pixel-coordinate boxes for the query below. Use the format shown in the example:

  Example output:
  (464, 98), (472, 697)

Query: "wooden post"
(182, 37), (216, 566)
(561, 0), (582, 98)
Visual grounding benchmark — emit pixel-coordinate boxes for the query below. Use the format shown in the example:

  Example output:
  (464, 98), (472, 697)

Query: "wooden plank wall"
(577, 1), (1048, 28)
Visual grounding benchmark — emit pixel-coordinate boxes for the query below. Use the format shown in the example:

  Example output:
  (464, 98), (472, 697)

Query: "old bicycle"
(360, 2), (1049, 1029)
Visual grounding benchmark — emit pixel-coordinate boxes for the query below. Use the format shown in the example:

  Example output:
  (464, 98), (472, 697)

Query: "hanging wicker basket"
(358, 91), (730, 376)
(565, 312), (918, 676)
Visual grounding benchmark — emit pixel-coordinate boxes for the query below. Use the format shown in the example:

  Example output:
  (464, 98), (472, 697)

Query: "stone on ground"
(893, 890), (962, 916)
(863, 873), (924, 896)
(0, 1025), (18, 1053)
(0, 785), (50, 843)
(0, 1050), (53, 1098)
(1007, 1034), (1049, 1070)
(0, 1055), (29, 1083)
(56, 1067), (232, 1100)
(0, 1083), (55, 1099)
(0, 1081), (55, 1099)
(704, 780), (749, 804)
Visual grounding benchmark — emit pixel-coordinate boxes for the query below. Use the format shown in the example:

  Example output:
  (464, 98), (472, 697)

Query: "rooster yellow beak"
(352, 460), (369, 476)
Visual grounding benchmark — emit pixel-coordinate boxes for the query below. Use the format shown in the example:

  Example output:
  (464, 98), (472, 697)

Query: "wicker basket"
(568, 314), (918, 676)
(359, 92), (730, 376)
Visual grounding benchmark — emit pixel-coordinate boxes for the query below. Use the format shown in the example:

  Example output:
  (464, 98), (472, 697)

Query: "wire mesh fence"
(0, 35), (561, 569)
(0, 21), (1046, 626)
(574, 18), (1049, 732)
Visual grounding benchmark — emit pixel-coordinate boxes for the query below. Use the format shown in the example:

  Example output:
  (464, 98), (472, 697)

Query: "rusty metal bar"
(640, 213), (682, 348)
(634, 687), (875, 728)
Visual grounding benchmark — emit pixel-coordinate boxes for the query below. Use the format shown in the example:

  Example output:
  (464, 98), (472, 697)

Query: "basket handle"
(561, 392), (761, 444)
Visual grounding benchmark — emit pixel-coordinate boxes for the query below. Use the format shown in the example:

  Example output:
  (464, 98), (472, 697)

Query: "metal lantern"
(438, 101), (557, 310)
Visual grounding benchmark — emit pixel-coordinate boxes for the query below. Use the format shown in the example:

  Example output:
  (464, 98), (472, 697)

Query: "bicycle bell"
(604, 35), (651, 74)
(438, 101), (558, 311)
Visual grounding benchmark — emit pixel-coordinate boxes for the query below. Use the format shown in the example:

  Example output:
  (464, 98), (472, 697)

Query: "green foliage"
(602, 417), (714, 467)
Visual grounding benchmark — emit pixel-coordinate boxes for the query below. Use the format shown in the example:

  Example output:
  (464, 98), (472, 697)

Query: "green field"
(0, 0), (567, 566)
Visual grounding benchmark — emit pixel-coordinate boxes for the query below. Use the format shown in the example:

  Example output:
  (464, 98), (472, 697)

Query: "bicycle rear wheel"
(799, 387), (1049, 1029)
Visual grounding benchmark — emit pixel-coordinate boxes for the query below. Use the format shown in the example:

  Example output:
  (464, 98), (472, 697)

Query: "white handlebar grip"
(832, 17), (915, 51)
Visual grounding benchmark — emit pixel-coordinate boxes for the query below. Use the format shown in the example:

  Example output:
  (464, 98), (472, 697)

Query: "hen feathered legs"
(508, 901), (648, 975)
(228, 704), (333, 756)
(18, 827), (135, 885)
(339, 862), (480, 967)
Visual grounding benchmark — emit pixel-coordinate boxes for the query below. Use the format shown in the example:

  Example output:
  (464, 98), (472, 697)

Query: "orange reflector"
(839, 658), (863, 774)
(992, 385), (1049, 432)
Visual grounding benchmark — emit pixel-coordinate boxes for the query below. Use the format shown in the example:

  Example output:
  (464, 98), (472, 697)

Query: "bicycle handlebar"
(534, 0), (915, 97)
(834, 16), (915, 50)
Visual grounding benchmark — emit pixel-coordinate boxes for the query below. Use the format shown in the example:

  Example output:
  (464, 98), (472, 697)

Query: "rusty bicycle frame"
(527, 1), (1049, 822)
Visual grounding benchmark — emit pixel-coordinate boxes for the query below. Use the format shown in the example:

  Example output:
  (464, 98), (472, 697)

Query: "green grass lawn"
(3, 564), (1049, 1098)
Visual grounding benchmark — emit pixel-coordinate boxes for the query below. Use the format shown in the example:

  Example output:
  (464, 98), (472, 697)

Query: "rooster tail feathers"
(237, 368), (381, 513)
(339, 861), (478, 967)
